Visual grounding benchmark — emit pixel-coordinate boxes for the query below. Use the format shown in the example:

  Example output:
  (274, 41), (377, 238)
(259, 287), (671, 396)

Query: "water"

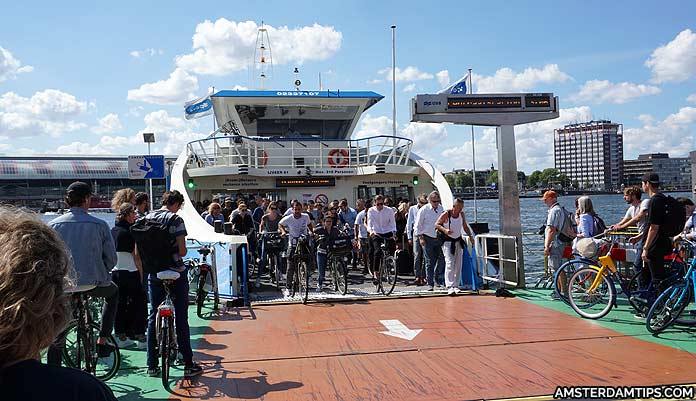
(39, 192), (692, 283)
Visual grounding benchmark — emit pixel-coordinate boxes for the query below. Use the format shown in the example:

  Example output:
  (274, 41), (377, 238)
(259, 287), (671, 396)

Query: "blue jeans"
(316, 251), (328, 286)
(413, 237), (425, 279)
(147, 272), (193, 368)
(423, 235), (445, 286)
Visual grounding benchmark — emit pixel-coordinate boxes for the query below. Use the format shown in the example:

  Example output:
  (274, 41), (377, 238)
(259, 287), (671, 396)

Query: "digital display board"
(525, 95), (552, 108)
(276, 177), (336, 187)
(448, 97), (522, 109)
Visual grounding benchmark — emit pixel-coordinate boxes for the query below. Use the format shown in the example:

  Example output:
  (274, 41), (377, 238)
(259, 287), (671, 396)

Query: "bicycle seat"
(64, 284), (97, 294)
(157, 270), (180, 281)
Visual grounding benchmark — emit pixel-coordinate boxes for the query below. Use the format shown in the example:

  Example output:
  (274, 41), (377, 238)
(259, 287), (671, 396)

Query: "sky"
(0, 0), (695, 173)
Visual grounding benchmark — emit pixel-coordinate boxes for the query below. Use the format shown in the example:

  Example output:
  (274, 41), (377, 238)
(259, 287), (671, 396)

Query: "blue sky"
(1, 0), (695, 173)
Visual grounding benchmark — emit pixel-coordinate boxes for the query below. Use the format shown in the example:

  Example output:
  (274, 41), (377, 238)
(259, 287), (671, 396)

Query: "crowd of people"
(543, 172), (696, 307)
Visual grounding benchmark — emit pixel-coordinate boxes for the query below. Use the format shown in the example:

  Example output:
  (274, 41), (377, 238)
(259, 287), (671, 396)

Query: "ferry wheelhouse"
(170, 89), (453, 237)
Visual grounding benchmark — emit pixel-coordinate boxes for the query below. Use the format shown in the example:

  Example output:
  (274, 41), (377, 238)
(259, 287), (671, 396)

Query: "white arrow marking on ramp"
(379, 319), (422, 341)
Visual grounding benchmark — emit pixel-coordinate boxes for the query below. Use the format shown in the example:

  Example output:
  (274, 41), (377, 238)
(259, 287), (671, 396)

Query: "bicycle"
(373, 235), (397, 295)
(327, 234), (352, 295)
(186, 239), (220, 318)
(259, 231), (284, 290)
(287, 234), (313, 304)
(154, 270), (180, 387)
(61, 284), (121, 381)
(645, 238), (696, 334)
(567, 236), (682, 319)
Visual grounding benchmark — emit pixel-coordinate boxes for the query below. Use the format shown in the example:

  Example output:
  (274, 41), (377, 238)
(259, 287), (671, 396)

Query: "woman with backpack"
(574, 196), (605, 245)
(434, 198), (475, 295)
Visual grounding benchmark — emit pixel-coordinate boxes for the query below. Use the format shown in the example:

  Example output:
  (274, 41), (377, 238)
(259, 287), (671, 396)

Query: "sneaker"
(634, 312), (646, 319)
(255, 277), (261, 288)
(316, 284), (323, 293)
(427, 285), (434, 291)
(549, 292), (560, 300)
(137, 341), (147, 350)
(96, 343), (116, 358)
(147, 366), (161, 377)
(115, 337), (135, 349)
(283, 288), (291, 297)
(454, 288), (462, 294)
(184, 362), (203, 379)
(447, 288), (455, 295)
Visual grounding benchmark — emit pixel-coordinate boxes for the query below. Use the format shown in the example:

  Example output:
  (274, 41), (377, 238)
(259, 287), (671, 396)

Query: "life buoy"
(327, 149), (349, 168)
(261, 150), (268, 166)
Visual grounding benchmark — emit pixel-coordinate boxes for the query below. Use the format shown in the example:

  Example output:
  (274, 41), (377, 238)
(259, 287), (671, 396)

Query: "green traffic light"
(412, 176), (419, 185)
(187, 178), (195, 189)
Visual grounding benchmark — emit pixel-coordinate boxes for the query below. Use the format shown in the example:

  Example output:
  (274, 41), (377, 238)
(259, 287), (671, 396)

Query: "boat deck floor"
(110, 289), (696, 401)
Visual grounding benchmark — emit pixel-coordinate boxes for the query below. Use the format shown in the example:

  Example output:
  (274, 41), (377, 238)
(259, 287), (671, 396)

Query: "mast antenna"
(254, 21), (273, 90)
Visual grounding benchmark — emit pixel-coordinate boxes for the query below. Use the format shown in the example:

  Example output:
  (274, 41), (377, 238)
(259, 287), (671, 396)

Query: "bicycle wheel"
(646, 282), (693, 334)
(62, 321), (121, 381)
(160, 315), (174, 387)
(553, 259), (595, 305)
(627, 270), (651, 314)
(298, 260), (310, 304)
(334, 257), (349, 295)
(568, 267), (616, 319)
(380, 255), (398, 296)
(196, 270), (207, 318)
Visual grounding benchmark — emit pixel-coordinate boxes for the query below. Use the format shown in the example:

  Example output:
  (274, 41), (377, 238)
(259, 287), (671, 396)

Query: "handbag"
(436, 210), (451, 243)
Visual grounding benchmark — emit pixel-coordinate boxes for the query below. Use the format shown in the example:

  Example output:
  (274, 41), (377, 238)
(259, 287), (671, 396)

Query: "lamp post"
(143, 132), (155, 210)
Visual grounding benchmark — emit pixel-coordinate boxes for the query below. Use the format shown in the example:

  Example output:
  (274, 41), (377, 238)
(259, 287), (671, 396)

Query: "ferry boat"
(169, 89), (452, 242)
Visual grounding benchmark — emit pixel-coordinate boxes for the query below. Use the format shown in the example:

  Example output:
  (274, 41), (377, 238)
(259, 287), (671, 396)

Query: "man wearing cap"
(641, 173), (672, 294)
(542, 190), (567, 292)
(221, 197), (235, 221)
(47, 181), (119, 365)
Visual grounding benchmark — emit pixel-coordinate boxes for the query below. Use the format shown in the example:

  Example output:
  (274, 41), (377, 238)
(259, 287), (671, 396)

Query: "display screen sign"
(276, 177), (336, 187)
(413, 93), (555, 114)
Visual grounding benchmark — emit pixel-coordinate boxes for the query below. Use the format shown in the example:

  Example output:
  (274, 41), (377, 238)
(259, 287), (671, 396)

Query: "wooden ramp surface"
(174, 296), (696, 400)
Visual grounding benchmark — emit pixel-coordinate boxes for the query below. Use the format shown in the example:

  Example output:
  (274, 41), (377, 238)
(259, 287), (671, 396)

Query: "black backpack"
(591, 214), (607, 236)
(130, 214), (178, 273)
(663, 195), (686, 237)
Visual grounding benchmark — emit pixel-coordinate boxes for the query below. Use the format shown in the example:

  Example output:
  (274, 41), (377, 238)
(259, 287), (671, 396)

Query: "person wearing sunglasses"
(366, 194), (397, 284)
(414, 191), (446, 291)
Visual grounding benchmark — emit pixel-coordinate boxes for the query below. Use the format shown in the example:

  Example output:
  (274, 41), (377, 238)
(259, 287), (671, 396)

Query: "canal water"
(38, 192), (692, 283)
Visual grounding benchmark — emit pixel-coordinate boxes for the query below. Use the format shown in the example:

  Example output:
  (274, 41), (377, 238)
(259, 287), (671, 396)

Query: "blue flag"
(438, 73), (471, 95)
(184, 91), (213, 120)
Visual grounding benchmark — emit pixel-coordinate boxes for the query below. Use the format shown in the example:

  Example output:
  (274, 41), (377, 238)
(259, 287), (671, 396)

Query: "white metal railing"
(474, 234), (520, 288)
(185, 135), (413, 170)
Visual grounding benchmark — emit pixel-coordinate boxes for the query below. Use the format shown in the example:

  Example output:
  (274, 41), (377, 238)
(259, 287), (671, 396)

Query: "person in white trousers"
(435, 198), (475, 295)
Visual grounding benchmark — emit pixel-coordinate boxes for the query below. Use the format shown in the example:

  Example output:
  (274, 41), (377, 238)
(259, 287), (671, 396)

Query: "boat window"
(235, 104), (359, 139)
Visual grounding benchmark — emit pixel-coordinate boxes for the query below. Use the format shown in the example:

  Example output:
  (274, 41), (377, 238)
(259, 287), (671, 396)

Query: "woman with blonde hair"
(575, 196), (597, 240)
(111, 187), (136, 211)
(0, 206), (117, 400)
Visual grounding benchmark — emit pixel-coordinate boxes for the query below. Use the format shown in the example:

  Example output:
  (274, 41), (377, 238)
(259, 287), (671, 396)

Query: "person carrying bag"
(435, 198), (475, 295)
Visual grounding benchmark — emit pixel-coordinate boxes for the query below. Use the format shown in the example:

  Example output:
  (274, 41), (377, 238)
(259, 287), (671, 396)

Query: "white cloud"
(624, 106), (696, 157)
(91, 113), (123, 134)
(436, 70), (450, 88)
(0, 47), (33, 82)
(372, 66), (434, 83)
(645, 29), (696, 83)
(54, 141), (112, 155)
(687, 93), (696, 103)
(473, 64), (571, 93)
(353, 114), (447, 153)
(175, 19), (342, 76)
(403, 83), (416, 92)
(440, 106), (594, 173)
(130, 48), (164, 58)
(0, 89), (88, 138)
(127, 68), (199, 105)
(572, 80), (660, 104)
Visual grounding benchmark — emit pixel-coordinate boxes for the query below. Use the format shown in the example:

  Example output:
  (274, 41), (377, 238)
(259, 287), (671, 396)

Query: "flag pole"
(469, 68), (478, 222)
(391, 25), (397, 149)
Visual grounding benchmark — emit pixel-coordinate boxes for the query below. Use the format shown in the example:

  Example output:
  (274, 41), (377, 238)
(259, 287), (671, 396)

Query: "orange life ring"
(261, 150), (268, 166)
(327, 149), (349, 168)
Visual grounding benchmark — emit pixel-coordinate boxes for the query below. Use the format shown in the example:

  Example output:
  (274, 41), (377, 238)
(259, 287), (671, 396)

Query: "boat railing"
(186, 135), (413, 169)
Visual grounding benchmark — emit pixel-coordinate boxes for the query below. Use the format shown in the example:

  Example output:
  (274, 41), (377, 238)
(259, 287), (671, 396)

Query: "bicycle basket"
(330, 236), (353, 256)
(575, 238), (598, 259)
(265, 235), (284, 251)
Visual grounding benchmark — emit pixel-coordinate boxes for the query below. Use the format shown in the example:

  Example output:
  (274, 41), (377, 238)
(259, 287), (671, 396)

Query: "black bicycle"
(260, 231), (284, 290)
(373, 236), (397, 295)
(186, 239), (220, 318)
(288, 234), (312, 304)
(328, 235), (352, 295)
(155, 270), (180, 387)
(62, 285), (120, 381)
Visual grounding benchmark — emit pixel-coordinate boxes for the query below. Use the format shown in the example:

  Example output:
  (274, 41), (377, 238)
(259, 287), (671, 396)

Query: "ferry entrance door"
(411, 92), (559, 288)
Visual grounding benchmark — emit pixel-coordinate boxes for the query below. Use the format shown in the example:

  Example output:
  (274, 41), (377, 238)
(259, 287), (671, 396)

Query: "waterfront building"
(554, 120), (623, 190)
(624, 153), (692, 190)
(0, 155), (173, 209)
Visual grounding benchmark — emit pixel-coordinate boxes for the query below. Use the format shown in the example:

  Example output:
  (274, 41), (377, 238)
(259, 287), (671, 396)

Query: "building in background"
(624, 153), (692, 190)
(0, 155), (174, 210)
(554, 120), (623, 190)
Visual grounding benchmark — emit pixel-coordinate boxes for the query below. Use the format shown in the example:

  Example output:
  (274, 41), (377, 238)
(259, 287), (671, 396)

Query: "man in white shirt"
(367, 194), (397, 284)
(406, 193), (428, 285)
(279, 202), (314, 297)
(414, 191), (445, 290)
(354, 200), (370, 274)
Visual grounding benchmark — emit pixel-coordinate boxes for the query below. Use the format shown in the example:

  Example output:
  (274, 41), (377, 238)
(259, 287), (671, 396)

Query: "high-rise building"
(554, 120), (623, 190)
(624, 153), (692, 190)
